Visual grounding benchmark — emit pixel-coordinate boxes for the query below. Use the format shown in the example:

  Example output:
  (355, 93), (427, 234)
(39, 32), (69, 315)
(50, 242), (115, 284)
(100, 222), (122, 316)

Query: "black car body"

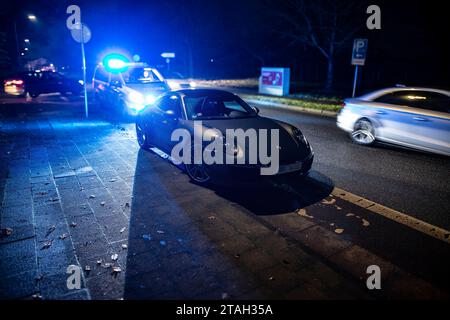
(135, 89), (314, 184)
(3, 71), (83, 98)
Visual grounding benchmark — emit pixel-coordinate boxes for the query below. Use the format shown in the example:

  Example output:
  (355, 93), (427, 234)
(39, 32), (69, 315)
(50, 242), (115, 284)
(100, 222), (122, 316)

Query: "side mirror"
(252, 106), (260, 114)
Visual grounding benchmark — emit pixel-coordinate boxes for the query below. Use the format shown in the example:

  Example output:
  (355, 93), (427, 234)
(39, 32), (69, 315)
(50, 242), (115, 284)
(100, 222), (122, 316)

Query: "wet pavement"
(0, 95), (448, 299)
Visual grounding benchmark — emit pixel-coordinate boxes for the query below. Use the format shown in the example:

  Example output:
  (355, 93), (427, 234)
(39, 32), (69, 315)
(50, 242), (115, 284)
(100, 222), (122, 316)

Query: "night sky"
(1, 0), (449, 94)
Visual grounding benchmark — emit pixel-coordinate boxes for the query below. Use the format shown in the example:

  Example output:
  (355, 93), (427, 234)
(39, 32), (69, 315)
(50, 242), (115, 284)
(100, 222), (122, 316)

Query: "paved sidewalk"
(0, 101), (448, 300)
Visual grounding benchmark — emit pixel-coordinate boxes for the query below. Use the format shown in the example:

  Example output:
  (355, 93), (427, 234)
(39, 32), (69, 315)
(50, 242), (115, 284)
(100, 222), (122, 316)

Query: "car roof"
(359, 87), (450, 101)
(171, 88), (234, 96)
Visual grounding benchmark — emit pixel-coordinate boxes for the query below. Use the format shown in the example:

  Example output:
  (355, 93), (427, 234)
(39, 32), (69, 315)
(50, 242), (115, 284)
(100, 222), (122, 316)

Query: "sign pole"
(352, 65), (359, 98)
(351, 39), (368, 98)
(80, 24), (88, 118)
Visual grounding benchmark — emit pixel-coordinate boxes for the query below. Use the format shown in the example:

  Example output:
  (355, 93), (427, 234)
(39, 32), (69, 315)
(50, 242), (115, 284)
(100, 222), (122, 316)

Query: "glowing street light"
(24, 47), (29, 51)
(27, 14), (37, 21)
(24, 39), (30, 43)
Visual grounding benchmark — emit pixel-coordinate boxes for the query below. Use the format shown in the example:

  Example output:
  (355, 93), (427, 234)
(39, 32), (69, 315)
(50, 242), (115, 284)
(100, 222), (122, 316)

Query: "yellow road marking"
(332, 187), (450, 245)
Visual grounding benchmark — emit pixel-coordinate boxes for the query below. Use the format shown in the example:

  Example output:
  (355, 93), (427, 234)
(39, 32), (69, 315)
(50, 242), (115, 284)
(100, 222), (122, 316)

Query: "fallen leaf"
(45, 225), (56, 238)
(120, 227), (126, 233)
(112, 267), (122, 273)
(122, 244), (128, 250)
(100, 201), (106, 206)
(159, 240), (166, 246)
(103, 263), (112, 268)
(111, 254), (119, 261)
(1, 228), (13, 237)
(89, 195), (96, 199)
(110, 178), (117, 182)
(297, 209), (314, 219)
(346, 213), (355, 217)
(362, 219), (370, 227)
(85, 265), (91, 272)
(322, 198), (336, 205)
(156, 230), (165, 234)
(208, 216), (216, 220)
(125, 202), (130, 208)
(59, 233), (68, 240)
(70, 222), (77, 228)
(96, 260), (102, 265)
(38, 191), (48, 196)
(335, 205), (342, 210)
(334, 228), (344, 234)
(41, 240), (53, 250)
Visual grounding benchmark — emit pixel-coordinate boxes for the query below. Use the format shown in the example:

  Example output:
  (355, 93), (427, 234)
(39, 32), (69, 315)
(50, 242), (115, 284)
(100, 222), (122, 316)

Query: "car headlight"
(146, 94), (156, 104)
(128, 91), (144, 104)
(189, 81), (197, 88)
(292, 128), (310, 146)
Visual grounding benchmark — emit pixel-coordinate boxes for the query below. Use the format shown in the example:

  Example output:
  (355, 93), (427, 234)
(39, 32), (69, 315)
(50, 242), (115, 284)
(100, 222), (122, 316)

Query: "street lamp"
(24, 47), (29, 51)
(14, 14), (37, 70)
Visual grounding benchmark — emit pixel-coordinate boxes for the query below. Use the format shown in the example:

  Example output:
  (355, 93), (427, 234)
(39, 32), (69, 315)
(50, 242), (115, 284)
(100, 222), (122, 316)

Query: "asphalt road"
(255, 104), (450, 230)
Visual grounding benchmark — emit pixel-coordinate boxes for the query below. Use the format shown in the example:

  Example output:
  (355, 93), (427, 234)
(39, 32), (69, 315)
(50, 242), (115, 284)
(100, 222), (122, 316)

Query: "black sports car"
(135, 89), (314, 184)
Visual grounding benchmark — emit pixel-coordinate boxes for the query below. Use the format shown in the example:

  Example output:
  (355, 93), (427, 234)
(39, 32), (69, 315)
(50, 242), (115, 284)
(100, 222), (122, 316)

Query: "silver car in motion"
(337, 87), (450, 156)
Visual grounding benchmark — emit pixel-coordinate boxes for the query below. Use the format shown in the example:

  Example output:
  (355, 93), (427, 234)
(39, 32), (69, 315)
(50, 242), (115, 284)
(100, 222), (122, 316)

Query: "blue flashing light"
(103, 54), (129, 74)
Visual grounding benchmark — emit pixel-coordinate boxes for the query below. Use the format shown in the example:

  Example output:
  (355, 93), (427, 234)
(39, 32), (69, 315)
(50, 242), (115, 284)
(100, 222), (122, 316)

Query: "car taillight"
(4, 80), (23, 85)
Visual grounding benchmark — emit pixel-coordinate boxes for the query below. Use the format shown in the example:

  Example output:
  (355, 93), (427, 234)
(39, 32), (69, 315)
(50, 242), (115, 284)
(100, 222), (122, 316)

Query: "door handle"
(413, 117), (428, 122)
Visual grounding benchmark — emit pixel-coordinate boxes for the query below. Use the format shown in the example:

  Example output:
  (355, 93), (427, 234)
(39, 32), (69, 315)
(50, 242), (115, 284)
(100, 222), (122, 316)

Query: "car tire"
(184, 145), (211, 185)
(351, 119), (376, 145)
(135, 118), (152, 150)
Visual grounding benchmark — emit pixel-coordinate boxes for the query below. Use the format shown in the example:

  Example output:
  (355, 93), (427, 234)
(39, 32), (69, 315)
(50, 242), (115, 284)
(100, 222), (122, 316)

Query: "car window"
(374, 90), (450, 113)
(109, 74), (122, 86)
(94, 67), (109, 82)
(122, 68), (162, 84)
(414, 92), (450, 113)
(183, 93), (256, 120)
(158, 95), (182, 117)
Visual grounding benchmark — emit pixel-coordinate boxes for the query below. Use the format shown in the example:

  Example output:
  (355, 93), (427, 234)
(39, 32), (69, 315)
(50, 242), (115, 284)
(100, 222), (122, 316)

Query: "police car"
(92, 60), (170, 116)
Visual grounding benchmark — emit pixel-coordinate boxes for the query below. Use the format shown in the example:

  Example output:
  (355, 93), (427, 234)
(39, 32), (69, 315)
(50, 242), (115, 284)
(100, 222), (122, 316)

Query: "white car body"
(337, 87), (450, 156)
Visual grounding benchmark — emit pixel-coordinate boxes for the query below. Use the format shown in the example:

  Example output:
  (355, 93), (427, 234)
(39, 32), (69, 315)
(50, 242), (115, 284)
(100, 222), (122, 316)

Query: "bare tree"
(277, 0), (364, 90)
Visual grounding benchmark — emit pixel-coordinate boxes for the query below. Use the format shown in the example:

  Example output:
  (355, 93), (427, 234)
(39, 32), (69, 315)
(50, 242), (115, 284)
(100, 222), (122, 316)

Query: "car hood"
(185, 116), (311, 164)
(126, 83), (169, 95)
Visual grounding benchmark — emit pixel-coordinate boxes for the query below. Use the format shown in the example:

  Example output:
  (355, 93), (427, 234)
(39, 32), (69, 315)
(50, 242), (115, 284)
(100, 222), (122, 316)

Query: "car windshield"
(122, 68), (163, 84)
(183, 93), (257, 120)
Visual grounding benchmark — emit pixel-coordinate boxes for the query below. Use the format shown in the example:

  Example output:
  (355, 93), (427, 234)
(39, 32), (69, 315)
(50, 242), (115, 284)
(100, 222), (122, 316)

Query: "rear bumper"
(4, 86), (25, 96)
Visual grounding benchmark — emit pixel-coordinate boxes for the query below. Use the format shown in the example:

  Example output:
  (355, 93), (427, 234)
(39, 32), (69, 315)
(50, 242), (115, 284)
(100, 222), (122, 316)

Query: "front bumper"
(207, 152), (314, 183)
